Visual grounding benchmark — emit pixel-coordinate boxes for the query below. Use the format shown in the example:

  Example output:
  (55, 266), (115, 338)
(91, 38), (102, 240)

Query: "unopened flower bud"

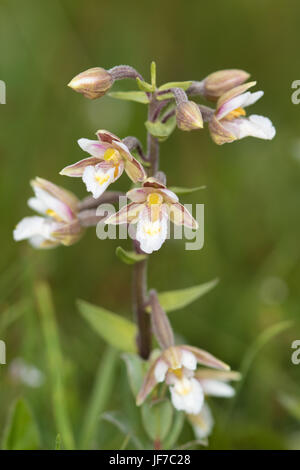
(202, 69), (250, 101)
(176, 101), (203, 131)
(68, 67), (113, 99)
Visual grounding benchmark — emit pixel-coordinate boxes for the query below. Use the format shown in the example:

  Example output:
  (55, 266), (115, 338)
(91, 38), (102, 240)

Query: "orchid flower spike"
(13, 177), (83, 249)
(105, 177), (199, 254)
(60, 130), (146, 199)
(136, 345), (230, 415)
(187, 369), (241, 439)
(209, 82), (276, 144)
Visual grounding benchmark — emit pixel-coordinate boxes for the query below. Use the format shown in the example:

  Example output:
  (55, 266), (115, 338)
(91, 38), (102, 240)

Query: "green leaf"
(151, 61), (157, 89)
(145, 116), (176, 142)
(2, 399), (40, 450)
(136, 77), (154, 93)
(116, 246), (148, 265)
(169, 185), (206, 195)
(109, 91), (149, 104)
(146, 278), (219, 313)
(77, 299), (137, 352)
(141, 400), (173, 441)
(122, 353), (147, 397)
(102, 411), (144, 450)
(35, 282), (75, 450)
(163, 411), (185, 449)
(80, 347), (119, 449)
(158, 80), (192, 92)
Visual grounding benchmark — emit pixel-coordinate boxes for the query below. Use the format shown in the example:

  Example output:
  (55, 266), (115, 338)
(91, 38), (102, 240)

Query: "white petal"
(82, 162), (123, 199)
(170, 377), (204, 415)
(200, 379), (235, 397)
(222, 114), (276, 140)
(33, 186), (73, 222)
(28, 197), (48, 215)
(77, 138), (108, 157)
(217, 92), (251, 120)
(154, 360), (168, 383)
(13, 216), (51, 241)
(188, 403), (214, 439)
(243, 90), (264, 107)
(181, 350), (197, 371)
(136, 207), (168, 254)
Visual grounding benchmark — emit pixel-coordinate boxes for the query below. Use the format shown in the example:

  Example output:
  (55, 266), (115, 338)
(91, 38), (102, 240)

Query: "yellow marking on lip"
(103, 147), (120, 163)
(145, 225), (161, 236)
(46, 209), (62, 221)
(147, 192), (163, 222)
(95, 174), (110, 186)
(225, 106), (246, 121)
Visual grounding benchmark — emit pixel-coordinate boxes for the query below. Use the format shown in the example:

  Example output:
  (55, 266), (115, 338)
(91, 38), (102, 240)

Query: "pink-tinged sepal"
(181, 345), (230, 370)
(78, 138), (108, 158)
(124, 156), (147, 183)
(105, 202), (144, 225)
(60, 157), (102, 177)
(169, 202), (198, 229)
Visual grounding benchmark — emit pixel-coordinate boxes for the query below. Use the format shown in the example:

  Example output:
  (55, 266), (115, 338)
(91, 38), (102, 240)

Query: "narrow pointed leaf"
(169, 185), (206, 195)
(163, 411), (185, 449)
(109, 91), (149, 104)
(158, 81), (193, 92)
(136, 77), (154, 93)
(2, 399), (40, 450)
(151, 61), (157, 89)
(116, 246), (148, 265)
(141, 400), (173, 441)
(77, 299), (137, 352)
(146, 279), (219, 313)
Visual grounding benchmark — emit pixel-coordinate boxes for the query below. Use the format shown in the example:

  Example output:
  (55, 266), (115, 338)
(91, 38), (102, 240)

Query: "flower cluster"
(13, 63), (275, 446)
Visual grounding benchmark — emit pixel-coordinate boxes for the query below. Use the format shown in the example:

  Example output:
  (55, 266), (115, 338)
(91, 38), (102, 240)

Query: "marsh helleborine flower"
(60, 130), (146, 199)
(68, 67), (113, 100)
(209, 81), (276, 145)
(13, 177), (83, 248)
(136, 345), (230, 415)
(105, 177), (199, 254)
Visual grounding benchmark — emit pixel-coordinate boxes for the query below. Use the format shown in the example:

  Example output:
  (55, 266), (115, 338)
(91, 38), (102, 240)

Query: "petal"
(181, 349), (197, 371)
(181, 345), (230, 370)
(28, 197), (48, 215)
(243, 90), (264, 107)
(154, 359), (169, 382)
(216, 92), (252, 120)
(126, 187), (149, 203)
(159, 188), (179, 204)
(77, 138), (108, 157)
(96, 129), (122, 144)
(199, 379), (235, 397)
(188, 404), (214, 439)
(136, 206), (168, 254)
(31, 177), (79, 213)
(136, 357), (161, 406)
(60, 157), (102, 177)
(124, 157), (147, 183)
(143, 177), (167, 189)
(169, 202), (198, 229)
(170, 377), (204, 415)
(29, 235), (59, 249)
(222, 114), (276, 140)
(194, 370), (241, 382)
(82, 161), (123, 199)
(216, 81), (257, 115)
(32, 186), (74, 223)
(105, 202), (144, 225)
(13, 216), (56, 242)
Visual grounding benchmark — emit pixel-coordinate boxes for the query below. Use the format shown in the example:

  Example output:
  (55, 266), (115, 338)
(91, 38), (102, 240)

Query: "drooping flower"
(136, 345), (230, 415)
(105, 177), (198, 254)
(209, 82), (276, 145)
(13, 177), (83, 248)
(60, 130), (146, 199)
(187, 369), (241, 439)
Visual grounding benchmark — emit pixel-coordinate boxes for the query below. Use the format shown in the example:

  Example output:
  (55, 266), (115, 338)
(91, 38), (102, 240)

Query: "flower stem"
(132, 92), (161, 358)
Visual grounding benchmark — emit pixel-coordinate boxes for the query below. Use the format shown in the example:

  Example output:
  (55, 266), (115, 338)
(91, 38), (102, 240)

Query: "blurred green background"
(1, 0), (300, 450)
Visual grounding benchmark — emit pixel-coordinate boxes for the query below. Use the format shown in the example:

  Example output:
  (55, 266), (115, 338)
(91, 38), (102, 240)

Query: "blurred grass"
(0, 0), (300, 449)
